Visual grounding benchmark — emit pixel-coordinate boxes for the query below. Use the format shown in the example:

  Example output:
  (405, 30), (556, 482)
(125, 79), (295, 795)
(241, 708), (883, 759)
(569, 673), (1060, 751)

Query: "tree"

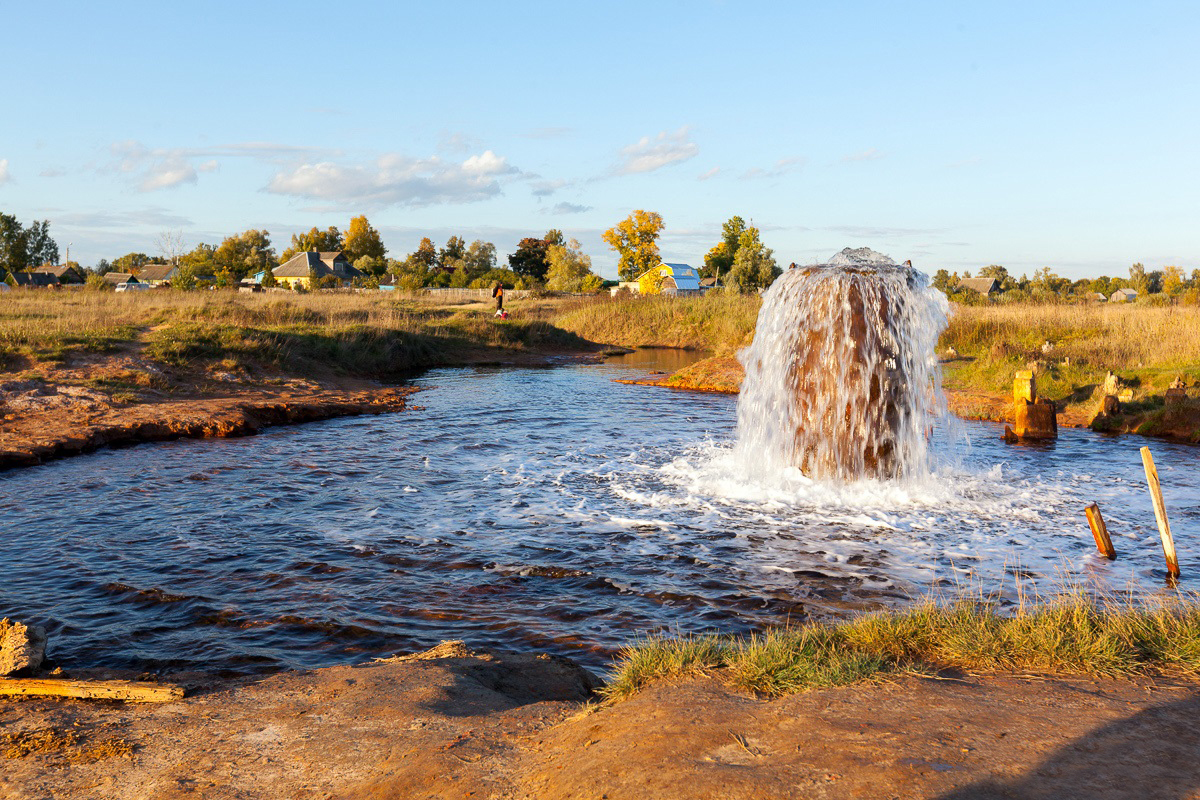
(281, 226), (342, 261)
(545, 239), (597, 292)
(409, 237), (438, 271)
(725, 226), (780, 293)
(213, 230), (277, 278)
(931, 269), (954, 293)
(1129, 262), (1148, 294)
(463, 240), (496, 275)
(978, 264), (1009, 283)
(353, 255), (387, 277)
(261, 266), (278, 288)
(437, 235), (465, 268)
(701, 216), (748, 281)
(508, 237), (551, 283)
(155, 230), (186, 265)
(24, 220), (59, 266)
(112, 252), (154, 273)
(1163, 266), (1185, 295)
(343, 216), (387, 263)
(603, 210), (665, 282)
(544, 229), (565, 248)
(0, 213), (26, 274)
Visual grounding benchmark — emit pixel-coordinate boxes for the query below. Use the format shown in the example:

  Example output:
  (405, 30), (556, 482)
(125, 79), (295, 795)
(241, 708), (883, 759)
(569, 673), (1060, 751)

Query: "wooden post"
(1085, 503), (1116, 560)
(1141, 446), (1181, 579)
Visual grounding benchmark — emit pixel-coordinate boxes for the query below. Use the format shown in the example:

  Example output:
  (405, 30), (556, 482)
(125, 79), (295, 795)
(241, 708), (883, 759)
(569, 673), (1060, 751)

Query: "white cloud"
(697, 167), (721, 181)
(109, 141), (211, 191)
(266, 150), (520, 208)
(0, 158), (10, 185)
(39, 167), (66, 178)
(841, 148), (885, 163)
(614, 127), (699, 175)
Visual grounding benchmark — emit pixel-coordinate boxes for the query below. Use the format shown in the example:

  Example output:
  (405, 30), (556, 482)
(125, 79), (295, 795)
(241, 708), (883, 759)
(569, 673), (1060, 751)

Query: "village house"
(137, 264), (179, 287)
(955, 277), (1002, 297)
(9, 272), (60, 289)
(102, 272), (139, 288)
(33, 264), (85, 285)
(271, 251), (363, 290)
(1109, 287), (1138, 303)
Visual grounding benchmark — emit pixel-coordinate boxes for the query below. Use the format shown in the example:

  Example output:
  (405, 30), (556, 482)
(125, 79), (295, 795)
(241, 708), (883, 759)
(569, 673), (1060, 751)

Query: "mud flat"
(3, 643), (1199, 799)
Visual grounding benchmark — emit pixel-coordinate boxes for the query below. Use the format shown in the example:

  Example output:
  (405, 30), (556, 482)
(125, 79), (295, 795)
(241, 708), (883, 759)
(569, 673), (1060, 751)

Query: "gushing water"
(735, 248), (950, 481)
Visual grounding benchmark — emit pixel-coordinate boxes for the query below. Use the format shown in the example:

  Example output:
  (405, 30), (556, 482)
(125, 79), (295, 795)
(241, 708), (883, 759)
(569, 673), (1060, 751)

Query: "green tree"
(508, 237), (552, 283)
(0, 213), (26, 274)
(112, 252), (154, 273)
(281, 226), (343, 261)
(602, 210), (665, 282)
(1129, 262), (1148, 294)
(725, 226), (780, 293)
(353, 255), (387, 277)
(213, 230), (276, 278)
(702, 216), (747, 280)
(343, 216), (387, 263)
(23, 220), (59, 266)
(261, 266), (278, 288)
(978, 264), (1009, 283)
(409, 237), (438, 271)
(931, 269), (954, 293)
(463, 240), (496, 276)
(545, 238), (596, 292)
(438, 235), (465, 268)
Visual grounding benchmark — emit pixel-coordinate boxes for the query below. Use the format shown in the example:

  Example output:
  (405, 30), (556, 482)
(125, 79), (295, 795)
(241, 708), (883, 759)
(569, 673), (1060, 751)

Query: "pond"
(2, 351), (1198, 674)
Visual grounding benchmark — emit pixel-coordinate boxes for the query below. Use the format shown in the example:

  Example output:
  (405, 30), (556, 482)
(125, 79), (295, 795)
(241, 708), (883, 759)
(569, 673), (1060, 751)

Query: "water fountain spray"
(735, 248), (949, 481)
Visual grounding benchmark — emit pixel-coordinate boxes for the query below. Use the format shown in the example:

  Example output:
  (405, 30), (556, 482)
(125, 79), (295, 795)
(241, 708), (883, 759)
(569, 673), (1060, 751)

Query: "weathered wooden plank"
(1141, 446), (1181, 579)
(0, 678), (184, 703)
(1085, 503), (1116, 560)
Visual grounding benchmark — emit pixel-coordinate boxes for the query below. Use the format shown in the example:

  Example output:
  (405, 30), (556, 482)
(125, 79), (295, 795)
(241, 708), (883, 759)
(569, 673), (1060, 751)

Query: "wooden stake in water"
(1140, 446), (1180, 579)
(1085, 503), (1116, 560)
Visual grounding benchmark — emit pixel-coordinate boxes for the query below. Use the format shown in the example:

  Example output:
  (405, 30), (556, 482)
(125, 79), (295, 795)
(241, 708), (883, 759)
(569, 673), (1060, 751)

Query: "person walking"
(493, 282), (505, 316)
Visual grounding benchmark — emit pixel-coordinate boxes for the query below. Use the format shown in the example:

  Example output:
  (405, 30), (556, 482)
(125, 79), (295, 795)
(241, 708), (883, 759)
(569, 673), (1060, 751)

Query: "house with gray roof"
(33, 264), (85, 284)
(10, 272), (60, 288)
(955, 277), (1001, 297)
(137, 264), (179, 286)
(1109, 288), (1138, 303)
(272, 251), (363, 289)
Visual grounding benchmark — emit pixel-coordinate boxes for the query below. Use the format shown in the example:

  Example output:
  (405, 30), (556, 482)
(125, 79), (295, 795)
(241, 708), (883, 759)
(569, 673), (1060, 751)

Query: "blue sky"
(1, 1), (1196, 279)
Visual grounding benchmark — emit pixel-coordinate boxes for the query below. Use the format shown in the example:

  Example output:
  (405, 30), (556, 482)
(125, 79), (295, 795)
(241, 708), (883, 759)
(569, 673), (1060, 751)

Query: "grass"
(942, 304), (1200, 405)
(550, 291), (761, 354)
(0, 290), (596, 378)
(604, 589), (1200, 701)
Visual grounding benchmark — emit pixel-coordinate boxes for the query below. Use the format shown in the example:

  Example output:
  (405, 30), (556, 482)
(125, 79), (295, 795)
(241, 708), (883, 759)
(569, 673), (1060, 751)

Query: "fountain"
(735, 248), (949, 481)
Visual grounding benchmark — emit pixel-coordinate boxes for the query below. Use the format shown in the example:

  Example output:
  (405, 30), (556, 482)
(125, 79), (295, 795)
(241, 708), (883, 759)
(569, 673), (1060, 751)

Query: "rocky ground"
(2, 643), (1198, 799)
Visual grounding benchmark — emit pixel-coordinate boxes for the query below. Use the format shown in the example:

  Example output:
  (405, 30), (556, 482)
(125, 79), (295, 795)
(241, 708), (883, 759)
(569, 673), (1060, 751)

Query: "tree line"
(934, 263), (1200, 305)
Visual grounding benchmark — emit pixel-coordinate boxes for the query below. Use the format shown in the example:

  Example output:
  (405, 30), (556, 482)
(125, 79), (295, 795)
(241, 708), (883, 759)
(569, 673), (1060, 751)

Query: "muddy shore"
(3, 641), (1199, 799)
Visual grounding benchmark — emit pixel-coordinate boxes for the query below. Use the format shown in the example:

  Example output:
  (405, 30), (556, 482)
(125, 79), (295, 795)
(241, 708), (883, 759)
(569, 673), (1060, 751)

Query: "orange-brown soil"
(3, 644), (1199, 799)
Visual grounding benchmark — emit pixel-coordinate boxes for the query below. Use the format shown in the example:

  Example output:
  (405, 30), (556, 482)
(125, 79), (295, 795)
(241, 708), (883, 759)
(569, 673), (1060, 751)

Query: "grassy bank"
(0, 291), (595, 379)
(941, 304), (1200, 406)
(607, 591), (1200, 701)
(551, 292), (761, 354)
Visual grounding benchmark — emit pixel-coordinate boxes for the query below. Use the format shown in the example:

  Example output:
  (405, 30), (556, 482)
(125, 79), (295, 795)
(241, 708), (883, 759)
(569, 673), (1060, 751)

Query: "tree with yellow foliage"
(602, 210), (664, 281)
(343, 216), (387, 263)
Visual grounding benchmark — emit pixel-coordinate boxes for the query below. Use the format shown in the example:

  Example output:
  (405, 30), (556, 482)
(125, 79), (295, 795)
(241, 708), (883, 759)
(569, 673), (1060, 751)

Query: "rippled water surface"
(2, 351), (1199, 674)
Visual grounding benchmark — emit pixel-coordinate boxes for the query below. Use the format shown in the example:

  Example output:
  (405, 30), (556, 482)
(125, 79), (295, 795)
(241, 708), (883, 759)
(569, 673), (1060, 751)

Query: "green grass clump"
(605, 592), (1200, 702)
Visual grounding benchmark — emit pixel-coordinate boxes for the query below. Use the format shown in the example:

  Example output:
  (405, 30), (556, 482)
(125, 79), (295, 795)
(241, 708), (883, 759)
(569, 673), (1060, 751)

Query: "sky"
(1, 0), (1197, 280)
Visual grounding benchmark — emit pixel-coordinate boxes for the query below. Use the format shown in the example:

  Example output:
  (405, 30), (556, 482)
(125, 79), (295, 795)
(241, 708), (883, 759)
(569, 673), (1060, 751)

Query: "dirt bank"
(3, 643), (1198, 799)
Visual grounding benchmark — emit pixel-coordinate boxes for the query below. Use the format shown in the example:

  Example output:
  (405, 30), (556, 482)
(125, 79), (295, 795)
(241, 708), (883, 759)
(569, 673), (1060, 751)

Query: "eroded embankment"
(3, 642), (1200, 800)
(0, 382), (419, 470)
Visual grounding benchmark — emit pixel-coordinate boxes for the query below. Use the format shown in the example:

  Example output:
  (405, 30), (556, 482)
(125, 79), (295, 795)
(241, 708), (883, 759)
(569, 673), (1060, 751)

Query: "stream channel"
(2, 349), (1198, 675)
